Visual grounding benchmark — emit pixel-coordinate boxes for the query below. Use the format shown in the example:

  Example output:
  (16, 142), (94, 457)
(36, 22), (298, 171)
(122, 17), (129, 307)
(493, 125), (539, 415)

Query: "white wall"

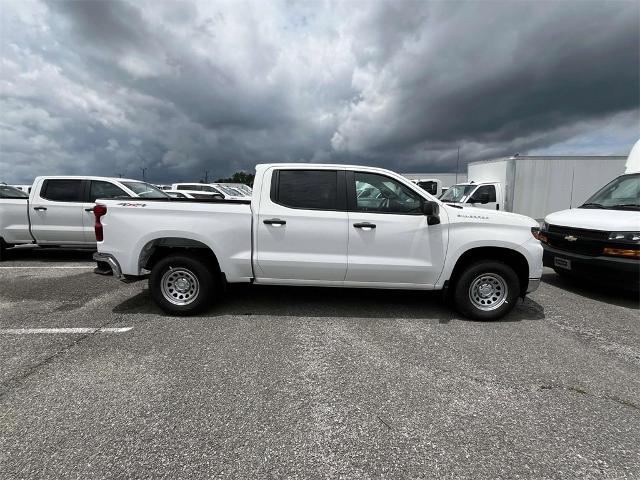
(511, 158), (626, 219)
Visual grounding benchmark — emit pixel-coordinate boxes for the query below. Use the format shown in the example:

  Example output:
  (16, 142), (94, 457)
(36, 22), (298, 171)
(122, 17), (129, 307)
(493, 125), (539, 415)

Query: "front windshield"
(121, 182), (169, 199)
(0, 185), (29, 198)
(581, 173), (639, 210)
(440, 184), (476, 203)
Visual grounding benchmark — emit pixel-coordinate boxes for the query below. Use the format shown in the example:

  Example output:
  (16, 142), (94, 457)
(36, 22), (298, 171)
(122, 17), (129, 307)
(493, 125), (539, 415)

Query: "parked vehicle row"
(170, 183), (250, 200)
(94, 163), (544, 321)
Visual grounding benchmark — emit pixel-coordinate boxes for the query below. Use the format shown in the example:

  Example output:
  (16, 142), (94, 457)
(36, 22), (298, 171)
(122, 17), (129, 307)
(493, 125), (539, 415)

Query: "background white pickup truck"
(95, 164), (543, 320)
(0, 176), (168, 259)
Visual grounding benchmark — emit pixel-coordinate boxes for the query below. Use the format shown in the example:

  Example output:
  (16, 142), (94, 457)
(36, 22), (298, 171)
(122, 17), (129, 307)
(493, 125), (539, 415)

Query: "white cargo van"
(538, 141), (639, 290)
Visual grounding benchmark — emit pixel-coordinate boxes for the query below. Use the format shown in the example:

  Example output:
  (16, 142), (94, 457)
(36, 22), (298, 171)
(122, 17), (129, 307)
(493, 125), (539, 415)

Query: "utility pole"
(140, 167), (147, 182)
(203, 169), (210, 184)
(455, 145), (460, 184)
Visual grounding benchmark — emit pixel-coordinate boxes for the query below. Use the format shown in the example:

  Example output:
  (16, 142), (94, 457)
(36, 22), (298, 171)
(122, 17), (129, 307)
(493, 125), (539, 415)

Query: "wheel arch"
(447, 246), (530, 298)
(138, 237), (222, 279)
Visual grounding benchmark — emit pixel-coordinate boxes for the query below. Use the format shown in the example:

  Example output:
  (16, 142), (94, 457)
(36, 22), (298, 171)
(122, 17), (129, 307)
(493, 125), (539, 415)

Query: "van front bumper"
(542, 244), (640, 290)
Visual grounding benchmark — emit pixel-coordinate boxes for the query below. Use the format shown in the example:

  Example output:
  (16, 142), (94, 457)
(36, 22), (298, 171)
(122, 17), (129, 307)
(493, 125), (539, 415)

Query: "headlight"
(608, 232), (640, 242)
(531, 227), (548, 243)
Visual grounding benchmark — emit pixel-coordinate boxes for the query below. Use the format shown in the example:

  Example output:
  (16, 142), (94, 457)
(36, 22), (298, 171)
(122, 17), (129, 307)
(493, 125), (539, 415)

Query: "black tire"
(452, 260), (520, 321)
(149, 253), (218, 316)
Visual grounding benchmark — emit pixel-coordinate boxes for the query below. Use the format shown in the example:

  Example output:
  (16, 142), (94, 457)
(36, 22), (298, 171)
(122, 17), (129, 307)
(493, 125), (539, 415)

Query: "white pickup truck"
(0, 176), (168, 259)
(94, 164), (544, 320)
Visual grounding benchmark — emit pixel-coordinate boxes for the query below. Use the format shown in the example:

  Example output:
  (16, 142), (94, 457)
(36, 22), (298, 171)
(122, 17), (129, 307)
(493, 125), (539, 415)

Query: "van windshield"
(581, 173), (640, 211)
(440, 184), (476, 203)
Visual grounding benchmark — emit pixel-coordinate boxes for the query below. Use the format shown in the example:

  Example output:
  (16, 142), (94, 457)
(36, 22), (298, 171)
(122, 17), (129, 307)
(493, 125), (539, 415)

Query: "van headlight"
(608, 232), (640, 242)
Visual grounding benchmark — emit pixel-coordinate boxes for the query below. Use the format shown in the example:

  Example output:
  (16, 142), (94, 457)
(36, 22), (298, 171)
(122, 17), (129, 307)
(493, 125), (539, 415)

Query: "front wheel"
(149, 254), (217, 315)
(452, 260), (520, 321)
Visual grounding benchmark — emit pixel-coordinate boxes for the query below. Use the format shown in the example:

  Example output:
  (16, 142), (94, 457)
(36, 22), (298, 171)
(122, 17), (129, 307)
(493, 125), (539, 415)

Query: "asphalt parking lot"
(0, 248), (639, 479)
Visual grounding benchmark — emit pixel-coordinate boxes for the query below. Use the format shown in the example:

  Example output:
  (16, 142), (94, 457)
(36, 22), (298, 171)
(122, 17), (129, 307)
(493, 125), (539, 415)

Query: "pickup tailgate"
(96, 199), (253, 281)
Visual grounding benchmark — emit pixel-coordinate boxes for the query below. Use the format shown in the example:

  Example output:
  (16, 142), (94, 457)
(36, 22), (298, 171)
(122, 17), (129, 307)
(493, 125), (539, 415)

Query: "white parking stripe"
(0, 266), (93, 269)
(0, 327), (133, 334)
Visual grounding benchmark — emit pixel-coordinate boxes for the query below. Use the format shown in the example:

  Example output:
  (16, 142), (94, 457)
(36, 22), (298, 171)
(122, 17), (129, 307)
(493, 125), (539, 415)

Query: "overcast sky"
(1, 0), (638, 183)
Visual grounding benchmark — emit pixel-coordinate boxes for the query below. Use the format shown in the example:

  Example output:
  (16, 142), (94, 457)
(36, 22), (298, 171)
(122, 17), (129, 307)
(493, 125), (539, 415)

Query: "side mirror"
(422, 201), (440, 225)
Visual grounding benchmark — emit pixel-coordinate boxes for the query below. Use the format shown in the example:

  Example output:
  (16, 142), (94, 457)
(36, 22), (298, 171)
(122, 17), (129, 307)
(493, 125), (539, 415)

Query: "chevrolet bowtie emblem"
(564, 235), (578, 242)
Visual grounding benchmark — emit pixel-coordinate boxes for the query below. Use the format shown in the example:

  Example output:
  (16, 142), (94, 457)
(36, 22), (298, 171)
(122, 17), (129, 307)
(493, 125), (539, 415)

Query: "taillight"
(94, 204), (107, 241)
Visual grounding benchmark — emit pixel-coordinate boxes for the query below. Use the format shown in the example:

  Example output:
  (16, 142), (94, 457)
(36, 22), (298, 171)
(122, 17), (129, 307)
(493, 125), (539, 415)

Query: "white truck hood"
(444, 205), (538, 228)
(545, 208), (640, 231)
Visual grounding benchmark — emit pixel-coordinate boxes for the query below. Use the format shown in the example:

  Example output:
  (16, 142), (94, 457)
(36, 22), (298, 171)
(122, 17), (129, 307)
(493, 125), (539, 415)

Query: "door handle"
(263, 218), (286, 226)
(353, 222), (376, 230)
(33, 206), (47, 211)
(85, 207), (94, 212)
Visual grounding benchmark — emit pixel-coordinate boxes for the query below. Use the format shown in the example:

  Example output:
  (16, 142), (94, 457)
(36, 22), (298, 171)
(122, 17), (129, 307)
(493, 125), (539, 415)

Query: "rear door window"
(40, 179), (83, 202)
(273, 170), (338, 210)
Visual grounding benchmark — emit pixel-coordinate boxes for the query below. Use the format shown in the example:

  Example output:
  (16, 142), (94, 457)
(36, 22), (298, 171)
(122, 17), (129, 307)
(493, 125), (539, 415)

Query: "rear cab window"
(271, 170), (341, 210)
(40, 179), (83, 202)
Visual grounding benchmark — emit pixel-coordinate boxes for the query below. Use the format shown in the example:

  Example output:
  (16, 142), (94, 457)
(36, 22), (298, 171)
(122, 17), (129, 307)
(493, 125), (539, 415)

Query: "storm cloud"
(1, 0), (638, 183)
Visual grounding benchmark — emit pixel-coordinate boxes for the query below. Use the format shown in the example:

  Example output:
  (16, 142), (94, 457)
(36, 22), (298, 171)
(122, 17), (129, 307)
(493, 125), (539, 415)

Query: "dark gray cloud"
(1, 0), (638, 183)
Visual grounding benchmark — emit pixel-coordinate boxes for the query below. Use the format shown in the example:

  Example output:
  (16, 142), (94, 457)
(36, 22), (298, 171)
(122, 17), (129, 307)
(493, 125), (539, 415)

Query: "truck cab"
(0, 176), (169, 258)
(439, 182), (502, 211)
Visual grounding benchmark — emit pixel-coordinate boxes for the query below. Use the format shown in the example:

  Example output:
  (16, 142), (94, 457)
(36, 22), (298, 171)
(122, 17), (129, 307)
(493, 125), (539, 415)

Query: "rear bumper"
(93, 252), (123, 279)
(542, 243), (640, 289)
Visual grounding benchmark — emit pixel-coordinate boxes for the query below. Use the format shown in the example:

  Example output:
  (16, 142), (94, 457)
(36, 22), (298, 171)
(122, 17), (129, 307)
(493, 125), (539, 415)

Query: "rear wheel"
(149, 253), (218, 315)
(453, 260), (520, 321)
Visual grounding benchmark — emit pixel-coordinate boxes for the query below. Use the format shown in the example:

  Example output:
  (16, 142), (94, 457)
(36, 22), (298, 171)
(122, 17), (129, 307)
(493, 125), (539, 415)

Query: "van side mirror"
(422, 200), (440, 225)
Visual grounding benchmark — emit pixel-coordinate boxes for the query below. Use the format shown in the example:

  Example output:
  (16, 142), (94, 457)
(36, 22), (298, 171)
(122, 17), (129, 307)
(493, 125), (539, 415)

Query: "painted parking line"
(0, 266), (93, 269)
(0, 327), (133, 334)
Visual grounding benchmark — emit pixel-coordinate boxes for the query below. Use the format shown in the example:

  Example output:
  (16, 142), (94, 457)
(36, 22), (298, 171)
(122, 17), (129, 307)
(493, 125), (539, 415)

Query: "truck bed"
(97, 198), (254, 282)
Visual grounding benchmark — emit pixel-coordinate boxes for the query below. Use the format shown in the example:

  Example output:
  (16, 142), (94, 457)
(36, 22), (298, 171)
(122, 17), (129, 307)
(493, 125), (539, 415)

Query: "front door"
(255, 168), (348, 282)
(346, 171), (446, 286)
(82, 180), (130, 242)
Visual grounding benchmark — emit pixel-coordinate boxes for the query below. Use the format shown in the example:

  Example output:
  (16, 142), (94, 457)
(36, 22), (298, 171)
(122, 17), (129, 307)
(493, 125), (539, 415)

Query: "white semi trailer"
(440, 156), (627, 220)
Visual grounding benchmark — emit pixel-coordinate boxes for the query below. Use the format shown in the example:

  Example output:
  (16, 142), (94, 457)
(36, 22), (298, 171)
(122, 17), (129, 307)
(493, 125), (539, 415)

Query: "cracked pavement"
(0, 248), (639, 479)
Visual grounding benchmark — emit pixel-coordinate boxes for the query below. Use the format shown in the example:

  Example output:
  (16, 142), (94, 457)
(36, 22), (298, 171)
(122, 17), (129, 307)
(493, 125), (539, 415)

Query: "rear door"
(82, 180), (130, 242)
(255, 168), (348, 282)
(29, 179), (86, 244)
(346, 170), (446, 286)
